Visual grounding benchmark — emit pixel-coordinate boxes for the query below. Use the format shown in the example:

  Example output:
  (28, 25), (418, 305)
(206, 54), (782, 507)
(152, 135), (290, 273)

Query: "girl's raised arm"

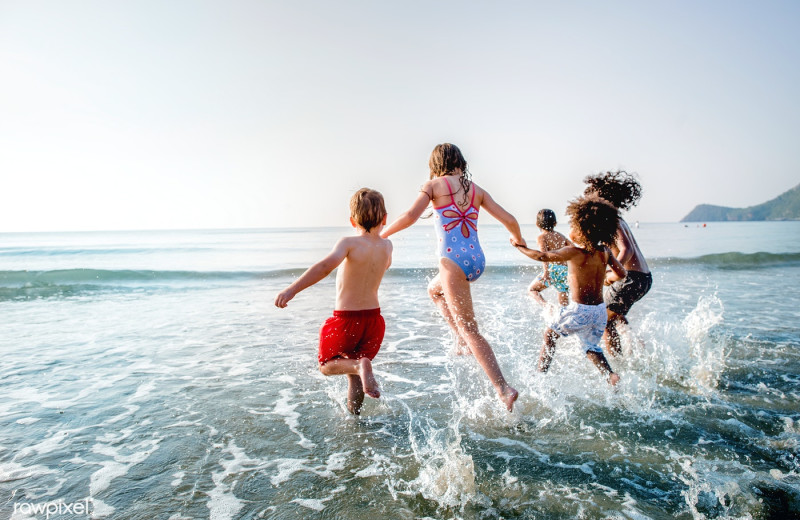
(381, 181), (434, 239)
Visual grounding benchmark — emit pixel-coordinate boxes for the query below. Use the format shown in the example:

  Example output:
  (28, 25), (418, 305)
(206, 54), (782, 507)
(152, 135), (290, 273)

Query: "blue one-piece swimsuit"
(433, 179), (486, 282)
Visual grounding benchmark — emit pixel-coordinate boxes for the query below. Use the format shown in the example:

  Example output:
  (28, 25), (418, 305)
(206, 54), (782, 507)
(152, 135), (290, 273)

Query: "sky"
(1, 0), (798, 232)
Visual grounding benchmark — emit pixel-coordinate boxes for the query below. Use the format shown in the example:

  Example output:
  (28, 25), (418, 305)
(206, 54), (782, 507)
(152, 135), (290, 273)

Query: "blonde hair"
(349, 188), (387, 232)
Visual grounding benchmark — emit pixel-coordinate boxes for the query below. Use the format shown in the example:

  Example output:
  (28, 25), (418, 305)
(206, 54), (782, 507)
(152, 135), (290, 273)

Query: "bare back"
(611, 219), (649, 273)
(335, 235), (393, 310)
(538, 230), (570, 267)
(427, 175), (484, 210)
(565, 247), (611, 305)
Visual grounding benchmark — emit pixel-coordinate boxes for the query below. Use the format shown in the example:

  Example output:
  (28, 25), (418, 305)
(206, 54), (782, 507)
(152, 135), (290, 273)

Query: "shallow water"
(2, 222), (800, 519)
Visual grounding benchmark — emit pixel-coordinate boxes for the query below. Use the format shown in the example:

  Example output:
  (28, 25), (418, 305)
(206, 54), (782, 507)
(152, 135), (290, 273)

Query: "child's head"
(565, 194), (619, 251)
(349, 188), (387, 232)
(536, 209), (557, 231)
(428, 143), (467, 179)
(583, 170), (642, 211)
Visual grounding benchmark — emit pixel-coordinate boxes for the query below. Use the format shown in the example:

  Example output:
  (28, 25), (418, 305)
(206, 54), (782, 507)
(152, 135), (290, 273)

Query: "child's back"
(335, 234), (392, 310)
(564, 245), (612, 306)
(538, 229), (570, 257)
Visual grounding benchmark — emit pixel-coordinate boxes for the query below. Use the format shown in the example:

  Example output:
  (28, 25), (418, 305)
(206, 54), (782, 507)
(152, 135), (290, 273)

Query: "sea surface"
(2, 221), (800, 520)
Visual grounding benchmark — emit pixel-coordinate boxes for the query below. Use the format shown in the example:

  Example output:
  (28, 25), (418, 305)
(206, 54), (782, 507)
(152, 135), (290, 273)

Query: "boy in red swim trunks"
(275, 188), (393, 414)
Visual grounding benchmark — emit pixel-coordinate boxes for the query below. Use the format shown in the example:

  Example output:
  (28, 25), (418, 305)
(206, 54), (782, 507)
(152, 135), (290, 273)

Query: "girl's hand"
(510, 237), (527, 248)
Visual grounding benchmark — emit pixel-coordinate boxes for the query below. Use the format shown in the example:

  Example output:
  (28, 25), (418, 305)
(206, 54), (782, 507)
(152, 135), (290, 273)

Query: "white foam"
(15, 417), (40, 425)
(171, 471), (185, 487)
(272, 389), (314, 450)
(207, 440), (271, 520)
(269, 458), (312, 486)
(0, 461), (55, 483)
(89, 437), (161, 496)
(290, 498), (326, 511)
(91, 498), (115, 518)
(131, 380), (156, 401)
(103, 405), (140, 425)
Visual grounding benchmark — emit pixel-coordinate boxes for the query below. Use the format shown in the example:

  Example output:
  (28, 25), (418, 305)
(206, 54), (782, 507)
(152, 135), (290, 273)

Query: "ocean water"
(1, 221), (800, 520)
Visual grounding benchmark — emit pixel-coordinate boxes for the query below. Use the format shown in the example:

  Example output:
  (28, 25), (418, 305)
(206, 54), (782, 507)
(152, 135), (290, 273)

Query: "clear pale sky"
(1, 0), (798, 232)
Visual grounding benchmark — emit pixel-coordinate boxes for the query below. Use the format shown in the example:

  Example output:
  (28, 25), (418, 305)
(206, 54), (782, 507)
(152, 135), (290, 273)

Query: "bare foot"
(608, 373), (620, 386)
(498, 386), (519, 412)
(358, 358), (381, 398)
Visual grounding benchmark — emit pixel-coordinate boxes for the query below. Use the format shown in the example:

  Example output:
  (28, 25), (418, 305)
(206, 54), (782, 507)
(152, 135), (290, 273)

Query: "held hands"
(509, 237), (527, 249)
(274, 288), (296, 308)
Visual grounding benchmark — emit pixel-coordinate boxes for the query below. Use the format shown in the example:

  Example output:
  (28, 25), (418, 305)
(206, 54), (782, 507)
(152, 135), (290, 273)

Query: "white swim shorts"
(549, 301), (606, 354)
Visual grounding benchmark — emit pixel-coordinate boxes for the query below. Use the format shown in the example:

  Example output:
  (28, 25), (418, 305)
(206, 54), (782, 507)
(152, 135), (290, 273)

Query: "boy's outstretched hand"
(274, 289), (296, 308)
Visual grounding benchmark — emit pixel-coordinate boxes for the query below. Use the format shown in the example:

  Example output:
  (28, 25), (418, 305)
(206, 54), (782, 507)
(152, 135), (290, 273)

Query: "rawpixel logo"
(13, 498), (93, 518)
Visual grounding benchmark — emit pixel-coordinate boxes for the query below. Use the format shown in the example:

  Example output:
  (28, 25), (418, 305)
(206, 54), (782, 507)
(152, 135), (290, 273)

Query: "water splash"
(683, 295), (726, 394)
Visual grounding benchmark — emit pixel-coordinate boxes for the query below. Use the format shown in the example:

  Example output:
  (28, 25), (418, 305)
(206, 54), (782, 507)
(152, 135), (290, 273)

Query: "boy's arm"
(481, 189), (526, 247)
(381, 182), (434, 239)
(605, 247), (628, 284)
(513, 243), (574, 263)
(274, 239), (350, 308)
(613, 225), (634, 266)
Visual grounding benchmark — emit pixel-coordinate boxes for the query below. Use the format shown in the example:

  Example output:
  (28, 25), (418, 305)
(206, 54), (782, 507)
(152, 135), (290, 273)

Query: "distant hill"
(681, 183), (800, 222)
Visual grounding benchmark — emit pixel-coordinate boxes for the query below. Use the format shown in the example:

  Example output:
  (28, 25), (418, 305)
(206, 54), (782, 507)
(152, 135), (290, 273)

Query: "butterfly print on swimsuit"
(441, 209), (478, 239)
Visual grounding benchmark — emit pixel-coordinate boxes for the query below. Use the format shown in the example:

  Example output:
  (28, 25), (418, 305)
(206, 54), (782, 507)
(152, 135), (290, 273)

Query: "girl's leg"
(429, 274), (470, 354)
(438, 259), (518, 411)
(319, 358), (380, 400)
(557, 291), (570, 307)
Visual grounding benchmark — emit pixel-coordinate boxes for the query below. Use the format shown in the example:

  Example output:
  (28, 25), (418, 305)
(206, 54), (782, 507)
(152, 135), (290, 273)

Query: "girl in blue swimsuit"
(381, 143), (525, 412)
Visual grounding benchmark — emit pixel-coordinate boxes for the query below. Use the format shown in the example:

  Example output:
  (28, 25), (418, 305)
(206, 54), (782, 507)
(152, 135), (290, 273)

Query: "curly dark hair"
(565, 194), (619, 251)
(536, 209), (557, 231)
(583, 170), (642, 211)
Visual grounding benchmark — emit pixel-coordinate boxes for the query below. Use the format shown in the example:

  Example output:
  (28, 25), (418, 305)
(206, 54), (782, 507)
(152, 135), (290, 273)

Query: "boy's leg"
(586, 350), (620, 386)
(539, 328), (559, 372)
(346, 374), (365, 415)
(604, 310), (627, 356)
(429, 274), (470, 354)
(439, 259), (518, 412)
(319, 358), (380, 399)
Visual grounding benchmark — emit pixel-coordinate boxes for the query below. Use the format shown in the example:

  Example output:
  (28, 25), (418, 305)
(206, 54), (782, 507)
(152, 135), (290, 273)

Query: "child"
(381, 143), (521, 412)
(583, 170), (652, 356)
(528, 209), (571, 307)
(275, 188), (393, 415)
(512, 195), (627, 386)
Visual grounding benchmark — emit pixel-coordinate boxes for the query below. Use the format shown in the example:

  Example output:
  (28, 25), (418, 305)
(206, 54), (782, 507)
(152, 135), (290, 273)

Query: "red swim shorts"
(318, 308), (385, 365)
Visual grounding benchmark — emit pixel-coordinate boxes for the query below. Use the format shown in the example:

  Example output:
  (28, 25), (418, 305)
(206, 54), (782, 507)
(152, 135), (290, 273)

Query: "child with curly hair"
(583, 170), (652, 356)
(512, 195), (627, 386)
